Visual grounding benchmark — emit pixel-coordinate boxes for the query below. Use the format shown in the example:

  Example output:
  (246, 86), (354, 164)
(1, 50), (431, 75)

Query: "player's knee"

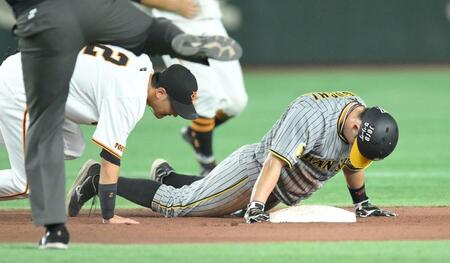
(0, 170), (28, 200)
(64, 147), (84, 160)
(64, 141), (85, 160)
(229, 93), (248, 116)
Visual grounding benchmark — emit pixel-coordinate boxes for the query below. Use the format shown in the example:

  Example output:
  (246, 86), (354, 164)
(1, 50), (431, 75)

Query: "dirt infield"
(1, 207), (449, 244)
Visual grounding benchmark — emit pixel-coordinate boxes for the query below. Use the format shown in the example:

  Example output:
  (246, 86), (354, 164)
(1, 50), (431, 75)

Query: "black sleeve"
(100, 149), (121, 166)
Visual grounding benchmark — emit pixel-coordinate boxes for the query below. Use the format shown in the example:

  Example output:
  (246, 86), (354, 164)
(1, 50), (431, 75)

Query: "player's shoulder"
(78, 44), (152, 69)
(299, 91), (365, 107)
(0, 51), (22, 80)
(0, 51), (21, 69)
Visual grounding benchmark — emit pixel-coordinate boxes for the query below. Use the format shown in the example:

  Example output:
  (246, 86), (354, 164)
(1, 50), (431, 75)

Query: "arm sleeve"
(92, 97), (143, 159)
(269, 106), (323, 168)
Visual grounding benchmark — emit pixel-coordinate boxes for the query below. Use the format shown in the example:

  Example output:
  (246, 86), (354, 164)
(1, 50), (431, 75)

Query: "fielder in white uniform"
(0, 44), (199, 224)
(137, 0), (248, 175)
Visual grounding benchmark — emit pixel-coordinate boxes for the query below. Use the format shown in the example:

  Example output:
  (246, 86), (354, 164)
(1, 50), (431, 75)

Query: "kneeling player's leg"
(62, 119), (85, 160)
(116, 177), (162, 209)
(0, 105), (28, 200)
(151, 146), (256, 217)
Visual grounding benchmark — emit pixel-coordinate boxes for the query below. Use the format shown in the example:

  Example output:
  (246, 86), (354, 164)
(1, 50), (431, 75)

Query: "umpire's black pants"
(13, 0), (182, 226)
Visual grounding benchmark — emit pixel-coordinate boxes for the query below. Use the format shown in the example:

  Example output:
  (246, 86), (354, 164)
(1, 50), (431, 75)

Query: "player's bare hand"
(173, 0), (199, 18)
(355, 201), (397, 218)
(102, 215), (140, 225)
(244, 201), (269, 223)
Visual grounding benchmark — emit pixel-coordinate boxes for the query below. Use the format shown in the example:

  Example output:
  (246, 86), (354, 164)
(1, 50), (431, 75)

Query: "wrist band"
(348, 184), (369, 204)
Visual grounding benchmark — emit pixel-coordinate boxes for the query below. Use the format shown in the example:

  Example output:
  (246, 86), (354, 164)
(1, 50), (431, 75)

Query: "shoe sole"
(172, 34), (242, 61)
(66, 159), (99, 217)
(149, 159), (168, 182)
(39, 242), (68, 249)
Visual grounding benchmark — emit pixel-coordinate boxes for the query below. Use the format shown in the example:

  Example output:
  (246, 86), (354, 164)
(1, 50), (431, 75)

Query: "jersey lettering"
(114, 142), (125, 152)
(309, 91), (356, 100)
(83, 44), (129, 66)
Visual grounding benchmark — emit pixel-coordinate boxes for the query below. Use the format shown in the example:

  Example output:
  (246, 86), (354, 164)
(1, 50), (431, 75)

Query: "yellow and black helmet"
(350, 107), (399, 169)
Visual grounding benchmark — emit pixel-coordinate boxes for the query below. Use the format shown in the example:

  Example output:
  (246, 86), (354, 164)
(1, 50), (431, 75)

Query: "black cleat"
(38, 225), (69, 250)
(150, 159), (175, 183)
(199, 161), (216, 177)
(66, 160), (100, 217)
(181, 126), (198, 151)
(171, 34), (242, 61)
(181, 126), (216, 177)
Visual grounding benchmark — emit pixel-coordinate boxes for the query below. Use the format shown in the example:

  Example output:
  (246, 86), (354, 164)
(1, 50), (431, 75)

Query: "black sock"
(195, 130), (213, 158)
(163, 172), (204, 188)
(214, 116), (230, 127)
(117, 177), (161, 209)
(214, 111), (231, 127)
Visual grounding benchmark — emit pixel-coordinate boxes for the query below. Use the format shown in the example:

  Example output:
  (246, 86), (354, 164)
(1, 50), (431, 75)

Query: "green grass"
(1, 68), (450, 208)
(1, 240), (450, 263)
(1, 67), (449, 260)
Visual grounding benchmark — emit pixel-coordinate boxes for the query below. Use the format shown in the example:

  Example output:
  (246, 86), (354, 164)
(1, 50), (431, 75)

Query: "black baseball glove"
(355, 200), (397, 218)
(244, 201), (269, 223)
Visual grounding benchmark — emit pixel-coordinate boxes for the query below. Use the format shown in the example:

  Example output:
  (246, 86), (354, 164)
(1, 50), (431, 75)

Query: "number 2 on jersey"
(83, 44), (129, 66)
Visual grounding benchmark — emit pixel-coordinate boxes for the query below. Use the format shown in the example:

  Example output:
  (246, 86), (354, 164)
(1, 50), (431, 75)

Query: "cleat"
(171, 34), (242, 61)
(181, 126), (216, 177)
(181, 126), (198, 151)
(38, 225), (69, 250)
(149, 159), (175, 183)
(199, 161), (216, 177)
(66, 160), (100, 217)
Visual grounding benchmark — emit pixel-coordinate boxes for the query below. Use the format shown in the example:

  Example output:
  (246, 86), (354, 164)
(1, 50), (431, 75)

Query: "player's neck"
(343, 106), (365, 144)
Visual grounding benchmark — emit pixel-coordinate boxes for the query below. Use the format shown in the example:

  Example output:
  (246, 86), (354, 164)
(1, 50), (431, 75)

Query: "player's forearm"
(250, 153), (284, 204)
(343, 167), (370, 205)
(99, 158), (120, 184)
(343, 167), (365, 189)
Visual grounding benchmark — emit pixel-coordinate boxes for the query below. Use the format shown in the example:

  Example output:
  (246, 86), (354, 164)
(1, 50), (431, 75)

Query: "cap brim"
(349, 140), (373, 169)
(170, 99), (198, 120)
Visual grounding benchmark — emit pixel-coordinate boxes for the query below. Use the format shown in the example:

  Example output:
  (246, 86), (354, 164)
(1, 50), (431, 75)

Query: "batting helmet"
(350, 107), (399, 169)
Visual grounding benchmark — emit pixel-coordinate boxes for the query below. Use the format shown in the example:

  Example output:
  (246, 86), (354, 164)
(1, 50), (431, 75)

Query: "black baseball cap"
(156, 64), (199, 120)
(350, 107), (399, 169)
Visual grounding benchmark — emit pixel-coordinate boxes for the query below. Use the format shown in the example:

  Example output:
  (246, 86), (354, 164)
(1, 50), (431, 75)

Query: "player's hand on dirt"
(244, 201), (270, 223)
(355, 200), (396, 218)
(174, 0), (199, 18)
(102, 215), (139, 225)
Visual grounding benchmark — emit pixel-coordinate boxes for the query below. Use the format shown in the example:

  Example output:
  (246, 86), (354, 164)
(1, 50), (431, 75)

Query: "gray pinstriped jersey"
(255, 91), (366, 205)
(151, 91), (366, 217)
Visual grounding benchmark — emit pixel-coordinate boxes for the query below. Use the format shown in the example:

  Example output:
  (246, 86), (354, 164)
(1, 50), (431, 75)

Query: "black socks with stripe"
(163, 172), (204, 188)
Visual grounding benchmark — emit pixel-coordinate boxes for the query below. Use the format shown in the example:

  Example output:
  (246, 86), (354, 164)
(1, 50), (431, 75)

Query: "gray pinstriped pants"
(152, 144), (266, 217)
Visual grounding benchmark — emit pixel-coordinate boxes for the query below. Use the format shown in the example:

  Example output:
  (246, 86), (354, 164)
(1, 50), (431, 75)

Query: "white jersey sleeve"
(92, 96), (144, 159)
(69, 45), (152, 159)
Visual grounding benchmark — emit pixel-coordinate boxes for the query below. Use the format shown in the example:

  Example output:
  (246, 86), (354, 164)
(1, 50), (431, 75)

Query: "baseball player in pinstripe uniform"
(68, 91), (399, 222)
(0, 44), (199, 226)
(134, 0), (248, 176)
